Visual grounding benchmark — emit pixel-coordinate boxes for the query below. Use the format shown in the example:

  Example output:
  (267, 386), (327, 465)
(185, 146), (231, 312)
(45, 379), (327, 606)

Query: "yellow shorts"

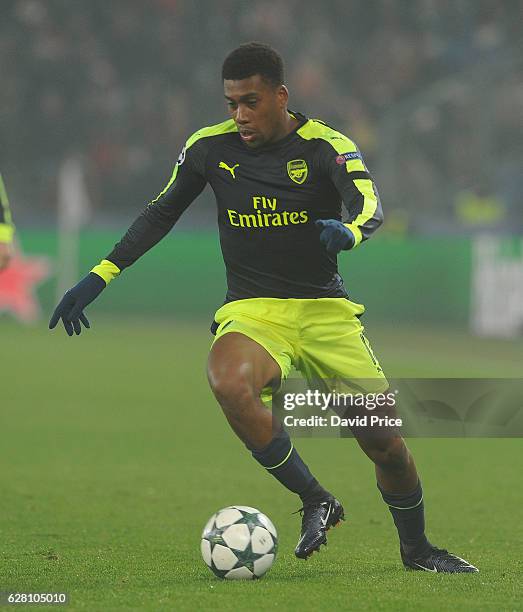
(212, 297), (388, 396)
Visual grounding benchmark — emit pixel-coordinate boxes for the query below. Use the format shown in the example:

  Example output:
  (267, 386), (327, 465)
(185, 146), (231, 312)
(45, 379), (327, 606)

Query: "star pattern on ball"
(201, 506), (278, 579)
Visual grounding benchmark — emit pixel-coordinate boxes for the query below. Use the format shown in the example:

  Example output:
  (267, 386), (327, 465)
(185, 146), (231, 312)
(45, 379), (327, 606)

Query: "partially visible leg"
(358, 434), (418, 493)
(355, 433), (430, 558)
(356, 429), (478, 572)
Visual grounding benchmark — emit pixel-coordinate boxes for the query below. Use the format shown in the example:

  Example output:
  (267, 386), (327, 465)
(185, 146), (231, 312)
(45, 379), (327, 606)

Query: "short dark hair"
(222, 42), (284, 87)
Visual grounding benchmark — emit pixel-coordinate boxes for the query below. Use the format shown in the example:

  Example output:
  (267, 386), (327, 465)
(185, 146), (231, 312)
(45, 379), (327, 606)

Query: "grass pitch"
(1, 318), (522, 611)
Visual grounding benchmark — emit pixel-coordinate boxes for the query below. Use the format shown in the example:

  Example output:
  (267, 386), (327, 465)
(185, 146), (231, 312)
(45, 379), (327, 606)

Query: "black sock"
(378, 480), (431, 558)
(299, 478), (332, 506)
(251, 429), (331, 503)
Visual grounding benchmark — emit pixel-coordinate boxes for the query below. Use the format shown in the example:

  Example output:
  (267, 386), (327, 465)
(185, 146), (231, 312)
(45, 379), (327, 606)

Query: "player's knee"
(208, 369), (256, 414)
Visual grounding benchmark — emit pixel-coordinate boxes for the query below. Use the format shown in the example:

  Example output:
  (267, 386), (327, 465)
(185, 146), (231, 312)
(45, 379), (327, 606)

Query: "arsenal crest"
(287, 159), (308, 184)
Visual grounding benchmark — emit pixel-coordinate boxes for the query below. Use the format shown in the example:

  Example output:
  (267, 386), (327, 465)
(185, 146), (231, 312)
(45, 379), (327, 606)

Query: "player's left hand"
(315, 219), (355, 255)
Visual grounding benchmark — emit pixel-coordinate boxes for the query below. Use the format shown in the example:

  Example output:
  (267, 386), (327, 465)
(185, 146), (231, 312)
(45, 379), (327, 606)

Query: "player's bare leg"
(207, 331), (280, 448)
(355, 414), (478, 573)
(207, 332), (344, 558)
(356, 434), (418, 493)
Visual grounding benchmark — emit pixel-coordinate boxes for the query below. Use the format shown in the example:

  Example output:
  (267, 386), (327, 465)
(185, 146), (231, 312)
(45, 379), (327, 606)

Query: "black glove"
(315, 219), (355, 255)
(49, 272), (106, 336)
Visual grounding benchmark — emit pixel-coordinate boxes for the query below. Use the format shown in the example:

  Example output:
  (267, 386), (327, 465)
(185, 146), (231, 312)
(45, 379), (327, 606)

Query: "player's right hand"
(49, 272), (106, 336)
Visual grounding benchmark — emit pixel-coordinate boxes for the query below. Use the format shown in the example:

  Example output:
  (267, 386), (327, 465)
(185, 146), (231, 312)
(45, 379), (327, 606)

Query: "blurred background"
(0, 0), (522, 335)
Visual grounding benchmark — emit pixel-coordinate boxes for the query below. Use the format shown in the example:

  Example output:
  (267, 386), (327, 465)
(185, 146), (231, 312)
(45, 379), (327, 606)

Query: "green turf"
(1, 318), (521, 611)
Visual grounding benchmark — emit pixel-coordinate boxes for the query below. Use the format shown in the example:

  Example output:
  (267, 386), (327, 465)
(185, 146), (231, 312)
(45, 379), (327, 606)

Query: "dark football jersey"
(99, 112), (383, 302)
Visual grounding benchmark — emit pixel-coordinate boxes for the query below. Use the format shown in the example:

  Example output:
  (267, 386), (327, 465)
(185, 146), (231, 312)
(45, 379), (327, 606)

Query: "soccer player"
(0, 173), (15, 271)
(50, 43), (478, 573)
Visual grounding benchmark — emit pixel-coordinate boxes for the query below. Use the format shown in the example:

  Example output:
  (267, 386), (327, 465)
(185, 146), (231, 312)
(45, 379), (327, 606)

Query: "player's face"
(224, 75), (289, 148)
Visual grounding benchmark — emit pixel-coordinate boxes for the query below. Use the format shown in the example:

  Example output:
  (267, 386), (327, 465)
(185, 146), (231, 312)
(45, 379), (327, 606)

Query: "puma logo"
(219, 161), (239, 179)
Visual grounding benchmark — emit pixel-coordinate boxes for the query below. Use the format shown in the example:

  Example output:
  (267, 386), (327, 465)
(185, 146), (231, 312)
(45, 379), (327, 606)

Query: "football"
(200, 505), (278, 579)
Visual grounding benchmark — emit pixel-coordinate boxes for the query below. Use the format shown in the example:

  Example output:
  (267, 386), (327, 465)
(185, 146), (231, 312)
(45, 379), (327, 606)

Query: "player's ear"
(277, 85), (289, 108)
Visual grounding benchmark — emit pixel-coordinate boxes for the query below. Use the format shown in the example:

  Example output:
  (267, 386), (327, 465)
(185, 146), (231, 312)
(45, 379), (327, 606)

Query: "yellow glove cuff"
(90, 259), (121, 285)
(343, 223), (362, 248)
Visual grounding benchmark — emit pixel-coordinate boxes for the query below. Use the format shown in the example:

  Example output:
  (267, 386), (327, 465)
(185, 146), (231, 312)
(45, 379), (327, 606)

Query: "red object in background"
(0, 250), (51, 323)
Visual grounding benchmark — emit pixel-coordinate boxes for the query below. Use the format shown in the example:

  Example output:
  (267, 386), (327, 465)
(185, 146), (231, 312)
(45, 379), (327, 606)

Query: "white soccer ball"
(200, 505), (278, 579)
